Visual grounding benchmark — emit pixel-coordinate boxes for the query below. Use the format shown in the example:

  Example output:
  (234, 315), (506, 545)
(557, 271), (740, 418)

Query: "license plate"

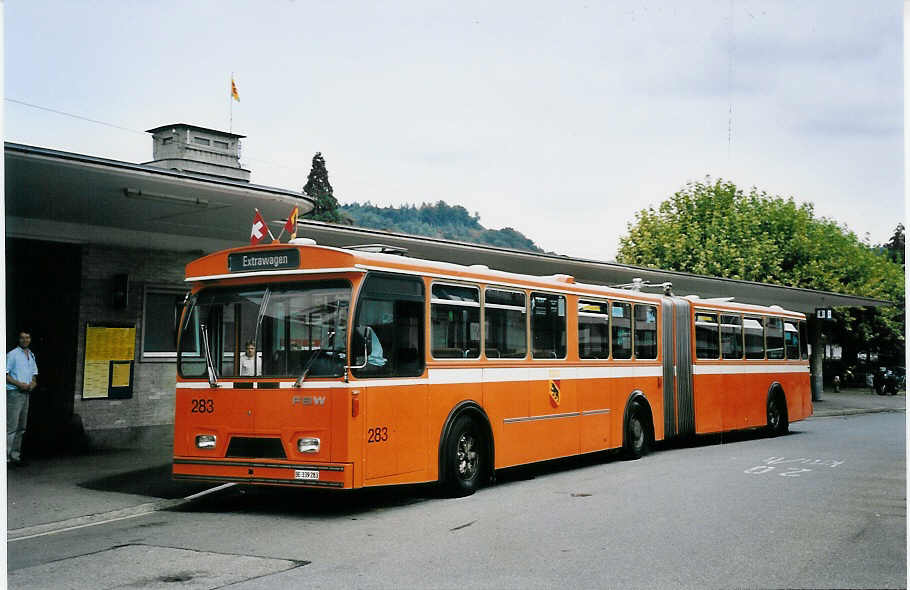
(294, 469), (319, 481)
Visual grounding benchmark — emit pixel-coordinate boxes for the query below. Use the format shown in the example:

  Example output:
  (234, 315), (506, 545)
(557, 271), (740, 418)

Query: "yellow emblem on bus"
(549, 379), (561, 406)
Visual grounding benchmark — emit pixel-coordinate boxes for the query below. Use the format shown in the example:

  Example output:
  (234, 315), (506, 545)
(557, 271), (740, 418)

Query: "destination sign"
(228, 249), (300, 273)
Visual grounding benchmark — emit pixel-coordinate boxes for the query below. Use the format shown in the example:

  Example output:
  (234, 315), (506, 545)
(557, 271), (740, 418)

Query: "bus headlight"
(195, 434), (216, 449)
(298, 437), (320, 453)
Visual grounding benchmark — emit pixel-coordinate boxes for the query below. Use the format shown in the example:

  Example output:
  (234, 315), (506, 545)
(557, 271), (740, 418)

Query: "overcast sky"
(5, 1), (904, 260)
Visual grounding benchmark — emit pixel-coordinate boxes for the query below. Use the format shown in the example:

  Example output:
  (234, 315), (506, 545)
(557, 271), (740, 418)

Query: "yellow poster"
(82, 326), (136, 399)
(111, 362), (132, 387)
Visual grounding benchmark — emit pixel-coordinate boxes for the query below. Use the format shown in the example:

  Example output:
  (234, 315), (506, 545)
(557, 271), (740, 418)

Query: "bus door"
(526, 292), (576, 461)
(352, 273), (428, 482)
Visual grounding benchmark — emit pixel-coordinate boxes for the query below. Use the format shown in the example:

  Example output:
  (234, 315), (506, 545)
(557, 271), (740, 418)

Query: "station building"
(5, 125), (314, 452)
(4, 125), (889, 454)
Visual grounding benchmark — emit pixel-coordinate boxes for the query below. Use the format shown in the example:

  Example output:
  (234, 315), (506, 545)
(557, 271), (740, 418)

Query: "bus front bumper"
(173, 457), (354, 489)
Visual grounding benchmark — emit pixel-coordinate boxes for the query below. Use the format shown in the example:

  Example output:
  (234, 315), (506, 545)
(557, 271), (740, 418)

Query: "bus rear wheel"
(623, 403), (651, 460)
(767, 394), (789, 436)
(442, 415), (486, 497)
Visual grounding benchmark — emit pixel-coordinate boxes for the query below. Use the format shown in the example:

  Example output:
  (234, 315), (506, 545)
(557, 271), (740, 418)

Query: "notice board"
(82, 325), (136, 399)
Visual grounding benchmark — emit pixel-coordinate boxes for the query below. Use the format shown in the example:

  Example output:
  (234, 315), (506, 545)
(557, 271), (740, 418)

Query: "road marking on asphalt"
(744, 456), (844, 478)
(183, 482), (236, 501)
(8, 483), (236, 542)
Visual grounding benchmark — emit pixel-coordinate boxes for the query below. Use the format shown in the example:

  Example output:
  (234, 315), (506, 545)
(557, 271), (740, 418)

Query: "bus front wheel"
(442, 415), (485, 497)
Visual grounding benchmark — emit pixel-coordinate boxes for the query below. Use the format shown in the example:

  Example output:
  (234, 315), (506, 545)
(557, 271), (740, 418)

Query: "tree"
(303, 152), (347, 224)
(884, 223), (904, 265)
(616, 178), (904, 366)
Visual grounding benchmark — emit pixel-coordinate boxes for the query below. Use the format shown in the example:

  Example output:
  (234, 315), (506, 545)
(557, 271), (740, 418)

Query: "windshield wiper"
(255, 288), (271, 339)
(199, 321), (219, 387)
(295, 330), (336, 387)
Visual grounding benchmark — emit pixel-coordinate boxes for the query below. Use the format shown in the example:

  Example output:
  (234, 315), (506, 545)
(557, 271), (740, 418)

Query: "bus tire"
(766, 391), (789, 436)
(623, 402), (651, 460)
(442, 415), (485, 497)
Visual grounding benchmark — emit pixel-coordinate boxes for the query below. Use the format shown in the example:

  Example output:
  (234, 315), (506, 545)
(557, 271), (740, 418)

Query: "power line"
(727, 0), (735, 160)
(5, 98), (146, 135)
(5, 97), (306, 178)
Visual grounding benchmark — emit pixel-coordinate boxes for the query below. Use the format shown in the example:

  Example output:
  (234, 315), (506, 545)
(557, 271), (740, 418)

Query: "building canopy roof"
(4, 142), (889, 314)
(5, 143), (312, 253)
(293, 220), (891, 315)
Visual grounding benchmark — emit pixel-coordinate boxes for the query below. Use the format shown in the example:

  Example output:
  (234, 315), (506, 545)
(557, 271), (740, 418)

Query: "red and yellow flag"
(284, 206), (299, 239)
(231, 77), (240, 102)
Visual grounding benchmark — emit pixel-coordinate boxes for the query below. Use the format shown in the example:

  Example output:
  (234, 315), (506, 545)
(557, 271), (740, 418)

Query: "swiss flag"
(250, 210), (267, 244)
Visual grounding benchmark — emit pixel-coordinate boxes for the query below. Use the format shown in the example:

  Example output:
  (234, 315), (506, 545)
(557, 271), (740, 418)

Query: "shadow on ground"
(97, 427), (791, 516)
(79, 464), (213, 499)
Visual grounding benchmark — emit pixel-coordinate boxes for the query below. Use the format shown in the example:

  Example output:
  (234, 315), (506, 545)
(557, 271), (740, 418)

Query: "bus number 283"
(367, 426), (389, 443)
(191, 399), (214, 413)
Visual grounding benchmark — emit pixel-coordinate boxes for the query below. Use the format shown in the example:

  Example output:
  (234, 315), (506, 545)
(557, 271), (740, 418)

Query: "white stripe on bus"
(175, 363), (807, 391)
(187, 267), (363, 282)
(692, 364), (810, 375)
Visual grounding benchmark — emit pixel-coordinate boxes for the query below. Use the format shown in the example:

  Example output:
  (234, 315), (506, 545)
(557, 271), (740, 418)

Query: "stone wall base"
(85, 423), (172, 450)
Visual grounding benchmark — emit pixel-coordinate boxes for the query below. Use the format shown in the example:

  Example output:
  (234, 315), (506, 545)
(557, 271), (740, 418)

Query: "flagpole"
(229, 72), (233, 133)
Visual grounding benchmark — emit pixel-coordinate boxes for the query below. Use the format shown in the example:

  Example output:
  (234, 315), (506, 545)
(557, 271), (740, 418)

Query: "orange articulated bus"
(173, 240), (811, 495)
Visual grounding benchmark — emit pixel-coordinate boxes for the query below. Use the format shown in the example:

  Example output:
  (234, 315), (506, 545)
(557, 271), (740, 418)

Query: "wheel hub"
(456, 433), (478, 479)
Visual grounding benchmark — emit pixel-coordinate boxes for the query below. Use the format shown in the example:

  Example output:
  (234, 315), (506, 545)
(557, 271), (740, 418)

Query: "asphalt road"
(9, 413), (906, 589)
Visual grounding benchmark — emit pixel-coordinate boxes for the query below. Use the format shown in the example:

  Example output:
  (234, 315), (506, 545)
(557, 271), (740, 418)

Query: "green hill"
(341, 201), (544, 253)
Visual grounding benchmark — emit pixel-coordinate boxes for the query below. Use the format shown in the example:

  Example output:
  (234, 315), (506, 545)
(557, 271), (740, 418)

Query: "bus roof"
(184, 241), (805, 319)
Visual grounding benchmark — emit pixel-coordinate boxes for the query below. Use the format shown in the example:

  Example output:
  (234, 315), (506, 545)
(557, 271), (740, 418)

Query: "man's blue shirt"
(7, 347), (38, 391)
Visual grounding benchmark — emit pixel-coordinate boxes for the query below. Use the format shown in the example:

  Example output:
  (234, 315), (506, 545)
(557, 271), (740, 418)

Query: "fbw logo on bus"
(292, 395), (326, 406)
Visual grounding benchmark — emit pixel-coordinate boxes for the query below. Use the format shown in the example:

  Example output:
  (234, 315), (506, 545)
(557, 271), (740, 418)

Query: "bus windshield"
(179, 280), (350, 379)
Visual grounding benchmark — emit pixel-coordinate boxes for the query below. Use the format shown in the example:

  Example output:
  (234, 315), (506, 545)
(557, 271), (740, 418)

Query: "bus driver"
(239, 341), (260, 376)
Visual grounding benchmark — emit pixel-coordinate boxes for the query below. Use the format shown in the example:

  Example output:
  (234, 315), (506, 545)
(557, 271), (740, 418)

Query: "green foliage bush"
(617, 178), (904, 365)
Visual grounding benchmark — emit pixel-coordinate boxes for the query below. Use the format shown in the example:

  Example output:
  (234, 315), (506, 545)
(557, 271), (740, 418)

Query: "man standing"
(7, 331), (38, 467)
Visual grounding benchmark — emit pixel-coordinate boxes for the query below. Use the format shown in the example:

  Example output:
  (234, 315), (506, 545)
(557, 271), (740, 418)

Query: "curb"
(7, 499), (185, 542)
(810, 408), (905, 418)
(7, 483), (236, 542)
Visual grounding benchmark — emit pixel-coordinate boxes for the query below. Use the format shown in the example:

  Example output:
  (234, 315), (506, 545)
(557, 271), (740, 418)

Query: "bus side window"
(611, 302), (632, 359)
(784, 320), (800, 359)
(578, 300), (609, 359)
(695, 312), (720, 359)
(352, 274), (425, 378)
(634, 304), (657, 360)
(485, 289), (527, 359)
(744, 316), (764, 359)
(721, 314), (743, 359)
(531, 293), (566, 359)
(431, 284), (480, 359)
(766, 317), (785, 360)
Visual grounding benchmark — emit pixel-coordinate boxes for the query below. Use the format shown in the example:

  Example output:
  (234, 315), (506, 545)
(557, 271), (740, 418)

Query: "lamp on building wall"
(123, 188), (209, 207)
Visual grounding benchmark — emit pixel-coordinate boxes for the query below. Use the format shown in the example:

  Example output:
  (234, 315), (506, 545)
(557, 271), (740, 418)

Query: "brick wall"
(73, 244), (199, 438)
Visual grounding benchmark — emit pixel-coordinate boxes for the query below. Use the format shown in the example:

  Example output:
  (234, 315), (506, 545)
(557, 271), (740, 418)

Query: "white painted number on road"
(744, 457), (844, 478)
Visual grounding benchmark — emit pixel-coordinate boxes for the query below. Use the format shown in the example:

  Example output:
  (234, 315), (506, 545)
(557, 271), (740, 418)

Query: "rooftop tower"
(144, 123), (250, 182)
